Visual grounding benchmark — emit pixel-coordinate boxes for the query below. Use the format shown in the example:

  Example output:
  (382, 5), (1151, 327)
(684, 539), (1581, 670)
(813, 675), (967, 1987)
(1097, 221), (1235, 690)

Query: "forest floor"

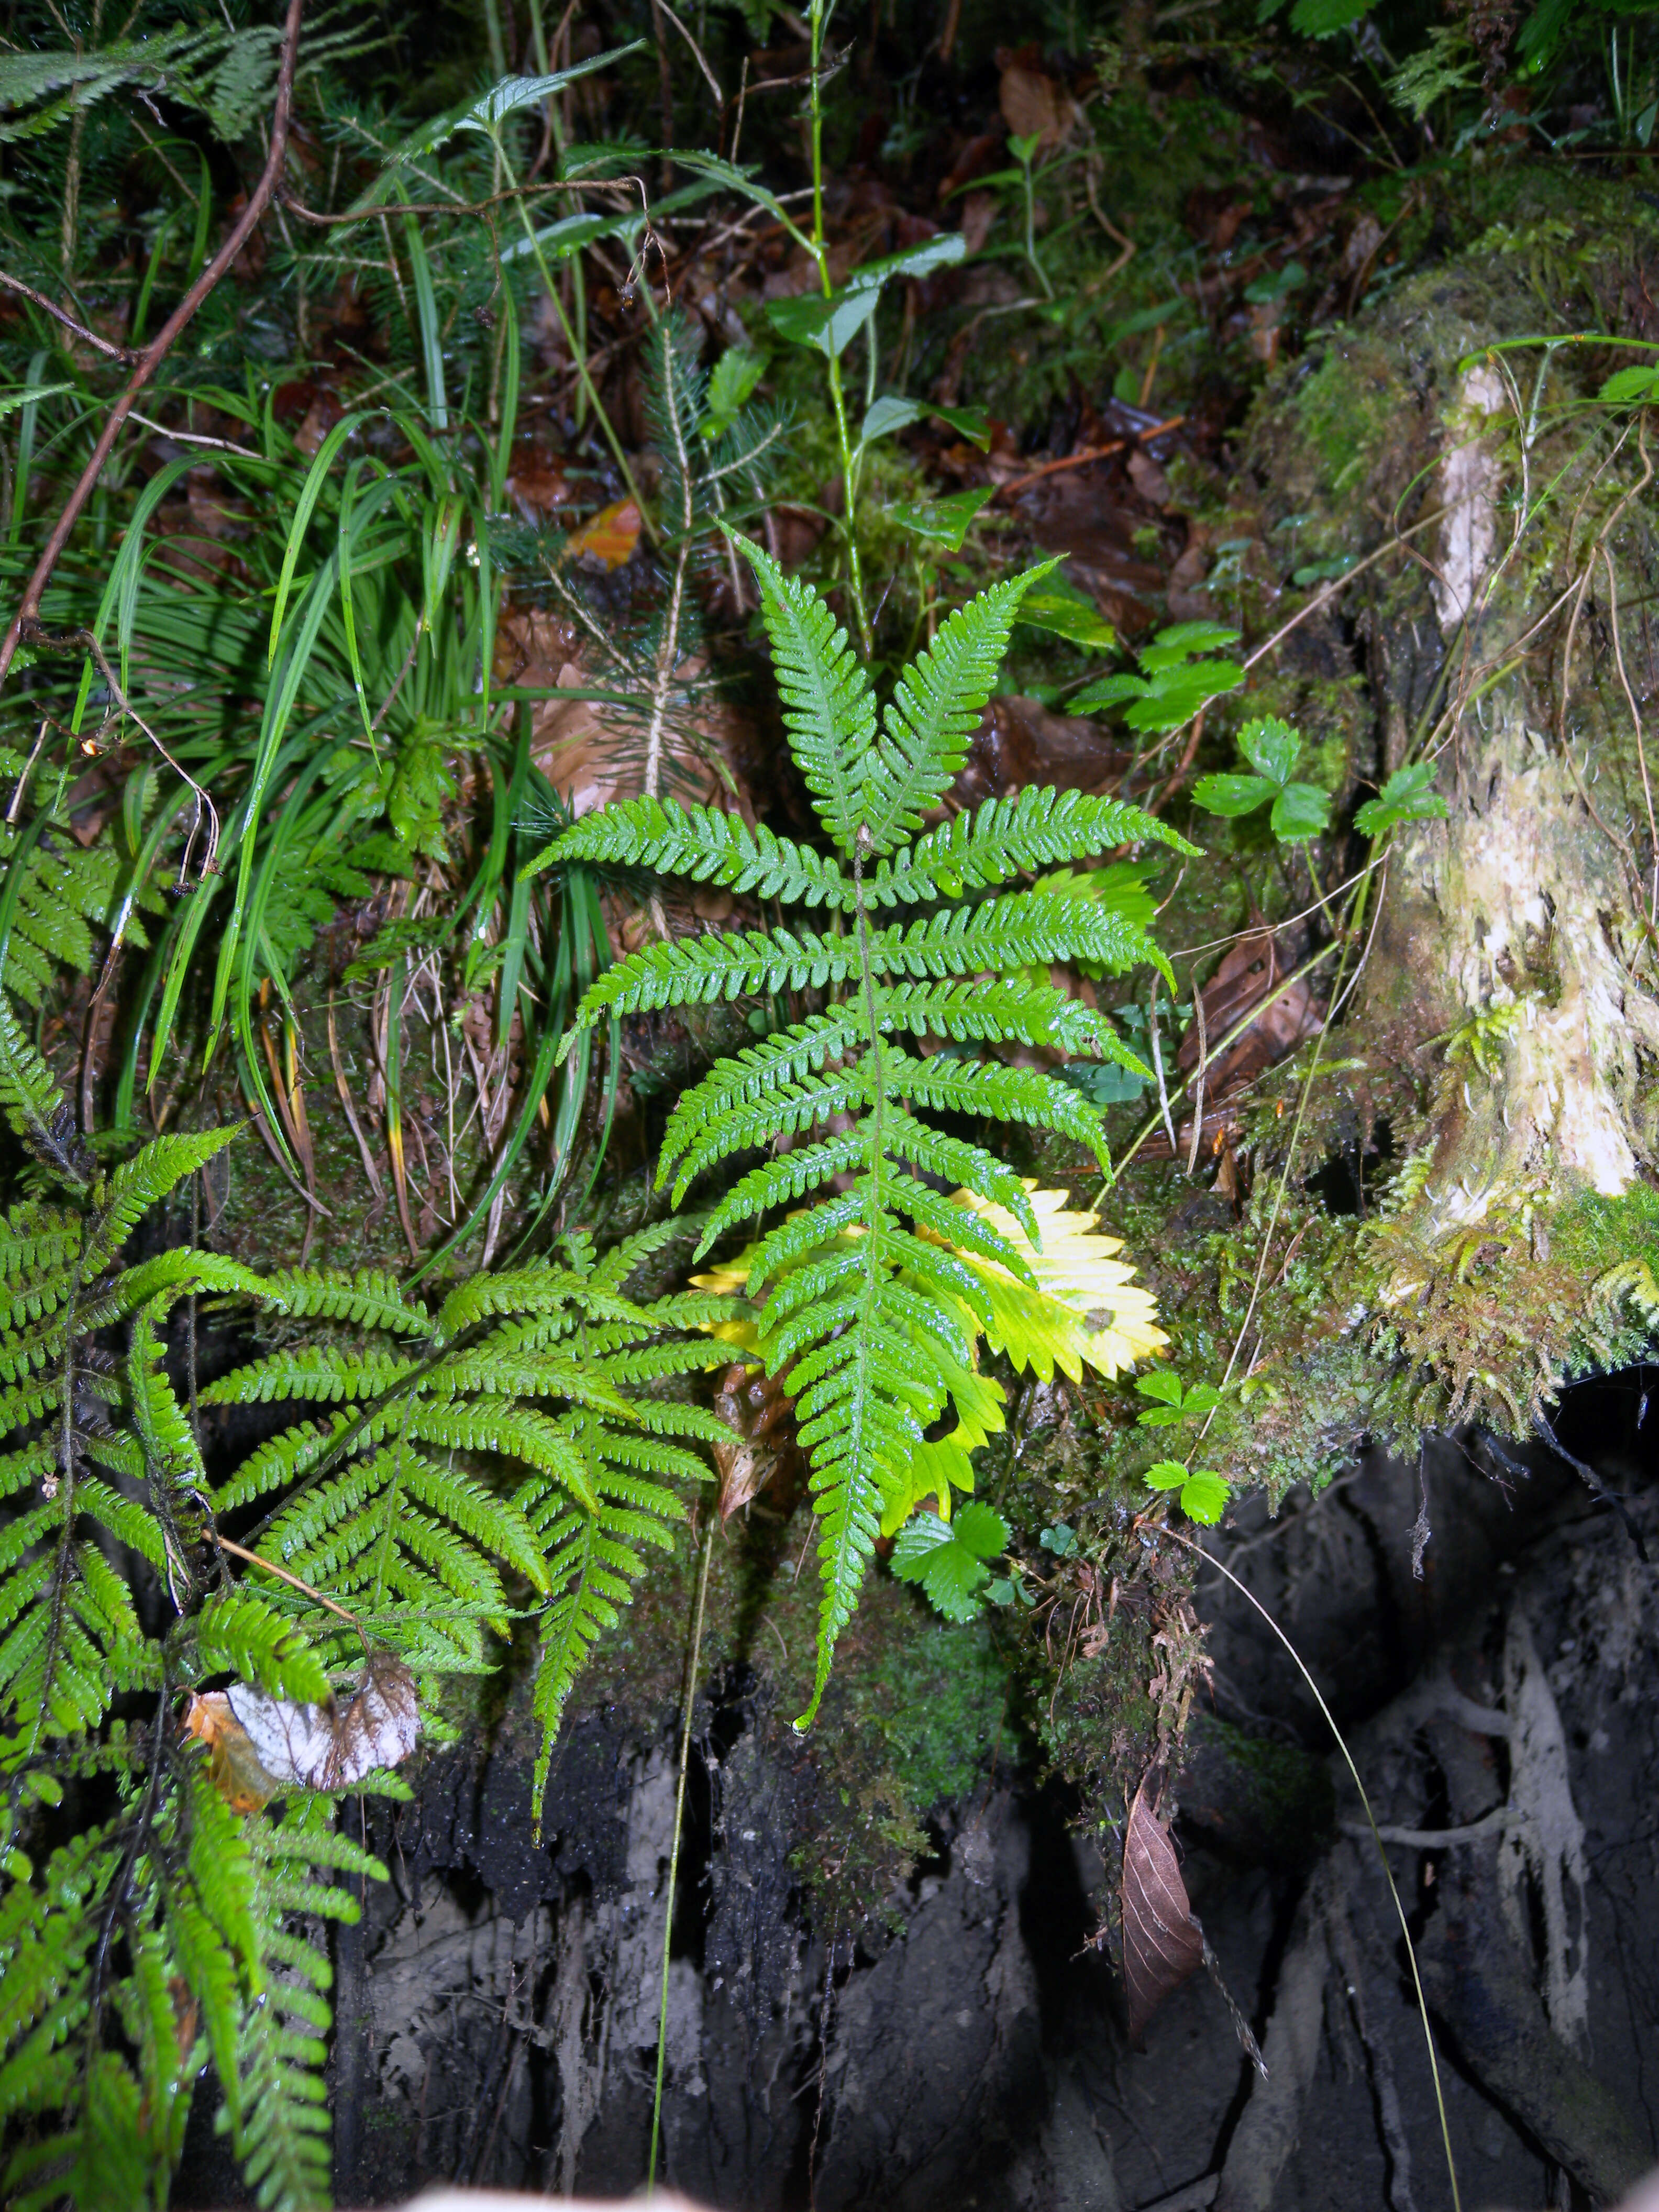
(2, 2), (1658, 2207)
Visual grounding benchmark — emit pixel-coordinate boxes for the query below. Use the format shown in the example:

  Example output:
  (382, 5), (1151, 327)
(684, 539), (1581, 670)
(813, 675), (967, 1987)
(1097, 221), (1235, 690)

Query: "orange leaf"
(567, 498), (641, 571)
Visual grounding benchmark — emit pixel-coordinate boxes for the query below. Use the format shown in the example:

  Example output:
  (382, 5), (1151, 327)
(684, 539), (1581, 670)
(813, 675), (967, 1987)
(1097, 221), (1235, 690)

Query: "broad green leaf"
(1136, 622), (1242, 673)
(1239, 716), (1300, 786)
(1017, 578), (1115, 649)
(890, 486), (994, 550)
(860, 394), (923, 445)
(844, 233), (967, 293)
(1179, 1470), (1230, 1523)
(1354, 761), (1449, 837)
(1269, 782), (1332, 841)
(766, 287), (881, 359)
(1191, 772), (1274, 817)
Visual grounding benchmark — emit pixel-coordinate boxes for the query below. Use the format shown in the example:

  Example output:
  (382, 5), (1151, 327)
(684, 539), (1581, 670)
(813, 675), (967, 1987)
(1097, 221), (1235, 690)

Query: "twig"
(278, 178), (632, 225)
(213, 1533), (366, 1634)
(648, 1508), (716, 2189)
(1186, 985), (1208, 1176)
(0, 0), (306, 695)
(0, 268), (138, 362)
(995, 421), (1185, 501)
(1240, 508), (1446, 675)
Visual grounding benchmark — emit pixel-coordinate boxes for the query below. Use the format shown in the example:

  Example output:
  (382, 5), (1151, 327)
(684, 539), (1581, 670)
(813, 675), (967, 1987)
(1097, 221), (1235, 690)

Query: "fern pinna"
(535, 536), (1196, 1719)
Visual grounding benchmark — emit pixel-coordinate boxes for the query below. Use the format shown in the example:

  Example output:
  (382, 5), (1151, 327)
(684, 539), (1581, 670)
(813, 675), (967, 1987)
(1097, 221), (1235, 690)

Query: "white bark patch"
(1432, 362), (1506, 635)
(1498, 1607), (1591, 2053)
(1406, 744), (1638, 1218)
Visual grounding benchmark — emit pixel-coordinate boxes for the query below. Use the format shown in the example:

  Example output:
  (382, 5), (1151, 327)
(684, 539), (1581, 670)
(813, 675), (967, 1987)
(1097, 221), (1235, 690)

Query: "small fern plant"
(209, 1216), (745, 1826)
(534, 536), (1196, 1719)
(0, 980), (733, 2204)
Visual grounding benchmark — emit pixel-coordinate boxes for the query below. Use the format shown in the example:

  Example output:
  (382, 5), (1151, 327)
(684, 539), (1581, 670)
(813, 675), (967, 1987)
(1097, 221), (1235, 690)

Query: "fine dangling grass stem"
(1163, 1525), (1463, 2212)
(648, 1507), (716, 2192)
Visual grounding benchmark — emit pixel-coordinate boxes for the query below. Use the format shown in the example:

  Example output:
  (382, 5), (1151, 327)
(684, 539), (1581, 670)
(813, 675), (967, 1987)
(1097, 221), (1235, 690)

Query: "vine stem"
(648, 1506), (716, 2191)
(1160, 1524), (1462, 2212)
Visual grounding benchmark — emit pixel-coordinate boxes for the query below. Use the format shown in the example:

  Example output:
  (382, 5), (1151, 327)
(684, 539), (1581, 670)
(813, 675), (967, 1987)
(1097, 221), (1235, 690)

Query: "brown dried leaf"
(999, 63), (1077, 155)
(712, 1362), (798, 1520)
(1177, 920), (1324, 1102)
(189, 1652), (421, 1808)
(566, 497), (642, 571)
(1121, 1774), (1204, 2042)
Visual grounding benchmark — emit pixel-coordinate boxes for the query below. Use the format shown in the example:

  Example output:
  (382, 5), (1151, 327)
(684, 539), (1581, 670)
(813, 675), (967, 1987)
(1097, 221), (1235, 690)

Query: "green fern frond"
(196, 1592), (330, 1701)
(879, 784), (1197, 903)
(82, 1127), (242, 1273)
(254, 1267), (436, 1336)
(200, 1347), (420, 1407)
(883, 1052), (1114, 1172)
(0, 992), (91, 1188)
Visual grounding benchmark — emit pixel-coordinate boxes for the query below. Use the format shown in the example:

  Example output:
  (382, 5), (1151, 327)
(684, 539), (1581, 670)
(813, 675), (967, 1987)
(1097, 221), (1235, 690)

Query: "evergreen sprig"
(536, 536), (1195, 1720)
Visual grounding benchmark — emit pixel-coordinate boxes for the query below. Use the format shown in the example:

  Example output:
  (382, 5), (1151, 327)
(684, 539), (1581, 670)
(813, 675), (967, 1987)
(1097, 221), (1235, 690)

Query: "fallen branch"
(0, 0), (305, 696)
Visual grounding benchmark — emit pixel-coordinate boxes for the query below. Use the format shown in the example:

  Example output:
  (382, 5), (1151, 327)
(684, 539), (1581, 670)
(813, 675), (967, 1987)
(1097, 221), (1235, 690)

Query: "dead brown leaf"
(999, 63), (1078, 155)
(1121, 1774), (1204, 2042)
(566, 498), (642, 571)
(944, 693), (1130, 814)
(1178, 920), (1324, 1102)
(712, 1362), (799, 1520)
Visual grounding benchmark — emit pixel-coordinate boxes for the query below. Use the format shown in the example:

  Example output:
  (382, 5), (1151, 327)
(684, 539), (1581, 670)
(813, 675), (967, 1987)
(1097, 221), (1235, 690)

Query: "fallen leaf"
(712, 1361), (798, 1520)
(999, 63), (1077, 156)
(1121, 1773), (1204, 2041)
(566, 497), (641, 570)
(185, 1652), (421, 1805)
(1178, 919), (1324, 1102)
(946, 694), (1130, 812)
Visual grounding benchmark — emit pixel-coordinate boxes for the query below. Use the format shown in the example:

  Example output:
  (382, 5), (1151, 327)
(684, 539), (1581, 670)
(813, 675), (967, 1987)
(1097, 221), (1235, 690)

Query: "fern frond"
(196, 1592), (330, 1701)
(666, 1063), (874, 1196)
(734, 534), (874, 855)
(533, 795), (854, 908)
(659, 1012), (859, 1181)
(696, 1133), (868, 1248)
(0, 1203), (79, 1284)
(254, 1268), (436, 1336)
(574, 894), (1167, 1028)
(127, 1297), (206, 1492)
(859, 565), (1055, 851)
(435, 1265), (640, 1336)
(883, 1050), (1114, 1173)
(872, 977), (1142, 1059)
(200, 1347), (419, 1407)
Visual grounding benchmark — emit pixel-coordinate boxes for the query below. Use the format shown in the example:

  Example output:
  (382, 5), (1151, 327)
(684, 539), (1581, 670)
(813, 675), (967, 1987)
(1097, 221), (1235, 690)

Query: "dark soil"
(171, 1379), (1659, 2211)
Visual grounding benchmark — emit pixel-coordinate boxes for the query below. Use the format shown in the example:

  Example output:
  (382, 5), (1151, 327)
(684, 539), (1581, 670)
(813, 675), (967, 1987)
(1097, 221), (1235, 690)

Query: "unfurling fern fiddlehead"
(534, 537), (1196, 1721)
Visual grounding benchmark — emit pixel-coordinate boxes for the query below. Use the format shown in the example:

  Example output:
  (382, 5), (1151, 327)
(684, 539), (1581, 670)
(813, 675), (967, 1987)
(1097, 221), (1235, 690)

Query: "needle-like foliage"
(540, 539), (1196, 1720)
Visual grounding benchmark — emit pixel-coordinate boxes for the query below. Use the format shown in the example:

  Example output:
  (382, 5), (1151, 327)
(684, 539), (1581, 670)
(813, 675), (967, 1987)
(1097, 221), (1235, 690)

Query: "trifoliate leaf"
(1353, 761), (1449, 838)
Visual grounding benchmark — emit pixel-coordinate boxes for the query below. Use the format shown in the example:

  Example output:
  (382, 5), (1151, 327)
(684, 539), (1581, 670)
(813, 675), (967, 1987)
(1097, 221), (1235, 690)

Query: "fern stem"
(643, 330), (695, 809)
(647, 1507), (715, 2193)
